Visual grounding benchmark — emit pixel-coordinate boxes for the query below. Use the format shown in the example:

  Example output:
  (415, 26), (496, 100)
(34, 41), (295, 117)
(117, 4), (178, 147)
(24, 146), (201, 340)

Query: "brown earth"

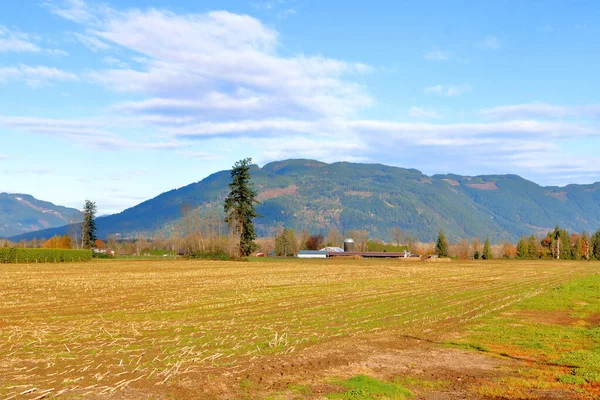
(508, 310), (600, 328)
(257, 185), (298, 201)
(106, 332), (575, 400)
(465, 183), (498, 191)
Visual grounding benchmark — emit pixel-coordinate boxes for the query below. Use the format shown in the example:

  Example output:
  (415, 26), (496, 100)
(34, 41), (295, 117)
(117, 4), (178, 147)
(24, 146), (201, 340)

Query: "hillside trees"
(81, 200), (97, 250)
(224, 158), (260, 257)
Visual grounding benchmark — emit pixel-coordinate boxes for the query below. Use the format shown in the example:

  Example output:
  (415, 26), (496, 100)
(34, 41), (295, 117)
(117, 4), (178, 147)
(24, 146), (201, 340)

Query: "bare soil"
(111, 332), (575, 399)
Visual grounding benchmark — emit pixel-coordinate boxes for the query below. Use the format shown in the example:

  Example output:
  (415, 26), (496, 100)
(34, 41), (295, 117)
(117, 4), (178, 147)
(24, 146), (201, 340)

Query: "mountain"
(9, 159), (600, 243)
(0, 193), (82, 238)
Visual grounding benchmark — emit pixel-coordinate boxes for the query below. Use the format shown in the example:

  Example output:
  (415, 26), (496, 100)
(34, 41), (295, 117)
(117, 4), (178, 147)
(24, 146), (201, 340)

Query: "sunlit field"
(0, 259), (597, 399)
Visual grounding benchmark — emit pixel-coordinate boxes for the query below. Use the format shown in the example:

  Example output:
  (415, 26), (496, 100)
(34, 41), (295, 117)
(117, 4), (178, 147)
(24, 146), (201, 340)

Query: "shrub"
(0, 248), (93, 263)
(189, 250), (233, 261)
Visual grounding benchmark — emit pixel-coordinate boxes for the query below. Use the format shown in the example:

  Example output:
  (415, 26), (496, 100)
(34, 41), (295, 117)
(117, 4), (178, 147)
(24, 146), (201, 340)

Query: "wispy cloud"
(0, 26), (41, 52)
(0, 65), (78, 86)
(408, 106), (438, 119)
(424, 48), (452, 61)
(0, 25), (66, 55)
(0, 116), (179, 150)
(482, 103), (600, 120)
(482, 35), (501, 49)
(425, 84), (471, 97)
(72, 32), (111, 51)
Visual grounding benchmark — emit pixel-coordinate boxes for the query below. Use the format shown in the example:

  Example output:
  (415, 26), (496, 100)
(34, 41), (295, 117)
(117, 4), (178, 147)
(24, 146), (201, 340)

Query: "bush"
(189, 250), (233, 261)
(0, 248), (93, 263)
(92, 252), (113, 259)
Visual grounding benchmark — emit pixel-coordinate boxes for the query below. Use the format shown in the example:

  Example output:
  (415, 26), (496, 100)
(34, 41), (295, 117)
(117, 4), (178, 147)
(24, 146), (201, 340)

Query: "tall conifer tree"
(224, 158), (260, 257)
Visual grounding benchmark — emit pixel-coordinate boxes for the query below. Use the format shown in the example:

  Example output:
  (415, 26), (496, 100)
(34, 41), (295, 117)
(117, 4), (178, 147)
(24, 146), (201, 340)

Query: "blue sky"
(2, 0), (600, 214)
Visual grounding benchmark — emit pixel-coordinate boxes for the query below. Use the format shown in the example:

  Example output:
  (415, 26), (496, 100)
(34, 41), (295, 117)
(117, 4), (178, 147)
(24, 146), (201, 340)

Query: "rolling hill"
(8, 159), (600, 243)
(0, 193), (81, 238)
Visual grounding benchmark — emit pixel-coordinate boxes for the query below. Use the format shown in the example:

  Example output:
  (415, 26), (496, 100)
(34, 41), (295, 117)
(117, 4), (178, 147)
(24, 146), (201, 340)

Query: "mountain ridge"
(0, 193), (82, 238)
(7, 159), (600, 243)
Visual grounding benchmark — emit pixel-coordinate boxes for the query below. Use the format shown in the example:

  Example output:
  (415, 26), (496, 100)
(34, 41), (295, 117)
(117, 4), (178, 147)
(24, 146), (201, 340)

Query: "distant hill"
(9, 159), (600, 243)
(0, 193), (81, 238)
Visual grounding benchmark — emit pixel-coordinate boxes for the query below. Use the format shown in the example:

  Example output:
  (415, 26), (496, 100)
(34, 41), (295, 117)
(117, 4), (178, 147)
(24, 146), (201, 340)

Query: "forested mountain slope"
(10, 160), (600, 242)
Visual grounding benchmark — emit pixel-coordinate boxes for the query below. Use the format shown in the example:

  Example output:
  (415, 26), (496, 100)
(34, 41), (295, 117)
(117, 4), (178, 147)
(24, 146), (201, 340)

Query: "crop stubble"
(0, 259), (596, 398)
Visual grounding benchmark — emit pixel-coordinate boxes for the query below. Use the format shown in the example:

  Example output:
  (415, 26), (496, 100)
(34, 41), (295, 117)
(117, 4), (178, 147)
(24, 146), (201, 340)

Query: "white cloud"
(0, 25), (41, 53)
(408, 106), (438, 119)
(115, 92), (271, 114)
(482, 36), (501, 49)
(0, 65), (78, 86)
(167, 119), (318, 139)
(0, 25), (68, 56)
(73, 32), (111, 51)
(0, 116), (178, 150)
(102, 56), (129, 68)
(424, 48), (452, 61)
(51, 7), (371, 120)
(14, 1), (600, 187)
(425, 84), (471, 97)
(177, 151), (223, 161)
(482, 103), (600, 120)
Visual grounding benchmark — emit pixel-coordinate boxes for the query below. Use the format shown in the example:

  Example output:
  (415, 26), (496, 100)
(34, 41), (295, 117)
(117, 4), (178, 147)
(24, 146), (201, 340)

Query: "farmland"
(0, 259), (598, 399)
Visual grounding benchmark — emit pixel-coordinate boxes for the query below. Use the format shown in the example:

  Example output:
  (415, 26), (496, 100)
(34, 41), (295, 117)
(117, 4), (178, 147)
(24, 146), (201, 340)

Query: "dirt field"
(0, 259), (598, 399)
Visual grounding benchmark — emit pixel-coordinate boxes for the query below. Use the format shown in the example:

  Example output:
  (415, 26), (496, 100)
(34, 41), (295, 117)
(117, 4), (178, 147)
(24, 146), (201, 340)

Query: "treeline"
(516, 226), (600, 260)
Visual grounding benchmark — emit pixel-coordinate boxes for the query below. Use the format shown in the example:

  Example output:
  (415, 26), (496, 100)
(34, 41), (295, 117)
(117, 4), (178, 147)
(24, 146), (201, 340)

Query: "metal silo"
(343, 238), (355, 252)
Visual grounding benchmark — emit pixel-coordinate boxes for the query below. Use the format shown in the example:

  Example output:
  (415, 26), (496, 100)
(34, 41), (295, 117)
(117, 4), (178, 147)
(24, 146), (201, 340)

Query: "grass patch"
(328, 375), (412, 399)
(454, 273), (600, 398)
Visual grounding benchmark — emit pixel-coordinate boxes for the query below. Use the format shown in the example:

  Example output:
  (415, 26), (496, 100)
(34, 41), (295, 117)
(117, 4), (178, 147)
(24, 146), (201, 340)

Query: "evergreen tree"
(435, 229), (449, 257)
(81, 200), (97, 249)
(572, 235), (583, 260)
(516, 236), (529, 259)
(224, 158), (261, 257)
(482, 237), (492, 260)
(592, 230), (600, 260)
(527, 234), (538, 259)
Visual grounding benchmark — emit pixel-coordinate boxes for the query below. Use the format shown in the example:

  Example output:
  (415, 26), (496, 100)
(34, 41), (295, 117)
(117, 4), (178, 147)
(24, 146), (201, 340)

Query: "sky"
(1, 0), (600, 215)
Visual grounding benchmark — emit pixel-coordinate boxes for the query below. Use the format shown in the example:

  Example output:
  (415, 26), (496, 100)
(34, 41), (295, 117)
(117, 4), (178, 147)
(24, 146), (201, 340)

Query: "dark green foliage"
(0, 248), (92, 263)
(189, 250), (232, 261)
(81, 200), (97, 249)
(274, 228), (297, 256)
(224, 158), (260, 257)
(592, 230), (600, 260)
(92, 252), (113, 259)
(473, 250), (480, 259)
(482, 238), (492, 260)
(436, 230), (449, 257)
(547, 225), (572, 259)
(516, 236), (529, 259)
(527, 235), (538, 259)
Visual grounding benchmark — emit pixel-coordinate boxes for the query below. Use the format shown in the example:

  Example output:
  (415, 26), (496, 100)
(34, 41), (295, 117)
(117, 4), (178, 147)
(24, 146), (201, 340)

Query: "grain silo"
(343, 238), (355, 252)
